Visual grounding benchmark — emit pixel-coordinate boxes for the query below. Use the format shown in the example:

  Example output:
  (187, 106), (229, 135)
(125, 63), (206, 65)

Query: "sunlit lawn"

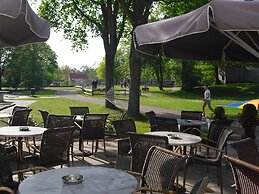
(4, 83), (259, 133)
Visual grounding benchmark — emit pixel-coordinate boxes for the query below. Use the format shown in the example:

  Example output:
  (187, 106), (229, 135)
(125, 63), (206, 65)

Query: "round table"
(176, 119), (207, 126)
(0, 126), (47, 162)
(145, 131), (201, 146)
(18, 166), (138, 194)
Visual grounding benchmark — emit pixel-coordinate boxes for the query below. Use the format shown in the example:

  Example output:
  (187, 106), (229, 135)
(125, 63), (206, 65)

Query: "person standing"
(202, 84), (213, 116)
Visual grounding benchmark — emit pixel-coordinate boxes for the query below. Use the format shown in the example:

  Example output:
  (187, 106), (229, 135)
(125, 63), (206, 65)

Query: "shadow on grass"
(149, 83), (259, 101)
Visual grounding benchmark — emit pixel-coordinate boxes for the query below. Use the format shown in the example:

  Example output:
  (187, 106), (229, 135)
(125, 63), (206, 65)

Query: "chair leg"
(217, 166), (223, 194)
(183, 161), (189, 188)
(103, 138), (106, 155)
(70, 143), (74, 166)
(115, 154), (120, 168)
(91, 140), (94, 154)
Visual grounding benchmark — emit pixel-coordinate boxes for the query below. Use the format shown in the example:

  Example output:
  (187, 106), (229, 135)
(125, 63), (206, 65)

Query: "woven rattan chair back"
(129, 133), (169, 173)
(140, 146), (187, 192)
(215, 127), (233, 161)
(81, 114), (108, 140)
(69, 106), (89, 116)
(225, 156), (259, 194)
(230, 138), (259, 165)
(207, 119), (234, 145)
(11, 106), (28, 115)
(145, 111), (159, 131)
(38, 110), (49, 127)
(180, 111), (202, 131)
(158, 118), (179, 132)
(190, 177), (209, 194)
(181, 111), (202, 120)
(113, 119), (137, 139)
(46, 114), (75, 129)
(112, 119), (137, 168)
(39, 126), (75, 167)
(9, 109), (32, 126)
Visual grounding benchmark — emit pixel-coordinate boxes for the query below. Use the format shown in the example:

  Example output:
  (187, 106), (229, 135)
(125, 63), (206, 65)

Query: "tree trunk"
(181, 60), (193, 91)
(105, 49), (115, 108)
(214, 65), (221, 84)
(128, 41), (141, 116)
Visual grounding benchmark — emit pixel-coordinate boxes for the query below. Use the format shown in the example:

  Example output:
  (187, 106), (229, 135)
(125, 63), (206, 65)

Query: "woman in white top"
(202, 84), (213, 116)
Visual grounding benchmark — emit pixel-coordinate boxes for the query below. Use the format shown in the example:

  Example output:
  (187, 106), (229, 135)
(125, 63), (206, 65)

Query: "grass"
(140, 83), (259, 118)
(3, 83), (258, 133)
(26, 97), (150, 133)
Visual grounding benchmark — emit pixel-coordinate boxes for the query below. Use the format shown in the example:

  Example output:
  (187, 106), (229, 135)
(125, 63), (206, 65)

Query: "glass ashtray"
(168, 134), (182, 140)
(62, 174), (84, 185)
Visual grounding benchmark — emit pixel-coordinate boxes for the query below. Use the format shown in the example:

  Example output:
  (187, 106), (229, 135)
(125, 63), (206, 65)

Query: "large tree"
(119, 0), (156, 116)
(4, 43), (58, 89)
(39, 0), (126, 108)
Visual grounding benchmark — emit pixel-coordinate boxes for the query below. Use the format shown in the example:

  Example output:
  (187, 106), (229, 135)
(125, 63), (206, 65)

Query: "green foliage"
(3, 43), (58, 89)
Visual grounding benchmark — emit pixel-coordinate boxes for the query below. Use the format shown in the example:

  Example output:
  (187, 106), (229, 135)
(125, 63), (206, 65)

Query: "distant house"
(68, 73), (88, 86)
(218, 66), (259, 84)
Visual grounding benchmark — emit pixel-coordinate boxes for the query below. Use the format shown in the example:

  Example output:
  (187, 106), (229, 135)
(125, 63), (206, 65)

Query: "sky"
(46, 31), (105, 70)
(32, 1), (105, 70)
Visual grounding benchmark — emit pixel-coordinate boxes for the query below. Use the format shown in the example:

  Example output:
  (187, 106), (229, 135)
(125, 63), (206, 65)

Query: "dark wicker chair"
(224, 156), (259, 194)
(45, 114), (76, 128)
(75, 114), (108, 158)
(132, 146), (188, 194)
(24, 126), (75, 168)
(11, 106), (28, 115)
(112, 119), (137, 168)
(145, 111), (179, 132)
(69, 106), (89, 115)
(230, 138), (259, 165)
(184, 119), (234, 147)
(45, 114), (76, 165)
(185, 127), (233, 194)
(0, 144), (46, 192)
(38, 110), (49, 127)
(180, 110), (202, 131)
(9, 109), (32, 126)
(129, 133), (169, 173)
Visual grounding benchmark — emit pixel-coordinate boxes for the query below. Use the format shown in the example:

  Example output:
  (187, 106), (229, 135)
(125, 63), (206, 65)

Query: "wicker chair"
(184, 119), (234, 147)
(112, 119), (136, 168)
(69, 106), (89, 115)
(180, 110), (202, 131)
(45, 114), (75, 128)
(133, 146), (188, 194)
(24, 126), (75, 168)
(185, 127), (233, 194)
(0, 144), (47, 192)
(0, 186), (15, 194)
(230, 138), (259, 165)
(8, 109), (32, 126)
(145, 111), (179, 132)
(75, 114), (108, 158)
(38, 110), (49, 127)
(129, 133), (169, 173)
(11, 106), (28, 115)
(224, 155), (259, 194)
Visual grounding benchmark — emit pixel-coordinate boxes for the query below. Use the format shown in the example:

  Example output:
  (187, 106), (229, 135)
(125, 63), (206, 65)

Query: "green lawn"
(3, 83), (258, 133)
